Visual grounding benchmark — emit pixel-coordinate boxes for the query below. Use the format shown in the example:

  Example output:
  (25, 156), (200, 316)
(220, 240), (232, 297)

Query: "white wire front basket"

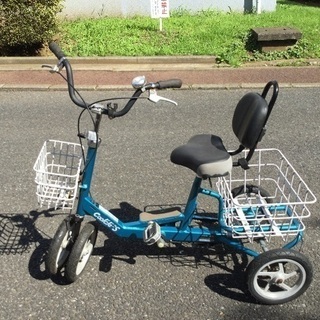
(33, 140), (83, 210)
(217, 148), (316, 242)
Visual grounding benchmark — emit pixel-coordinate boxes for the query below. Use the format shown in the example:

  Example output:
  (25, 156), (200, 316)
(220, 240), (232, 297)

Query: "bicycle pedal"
(143, 221), (161, 246)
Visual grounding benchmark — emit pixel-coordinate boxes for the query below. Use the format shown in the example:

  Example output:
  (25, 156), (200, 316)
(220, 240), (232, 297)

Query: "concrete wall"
(61, 0), (276, 18)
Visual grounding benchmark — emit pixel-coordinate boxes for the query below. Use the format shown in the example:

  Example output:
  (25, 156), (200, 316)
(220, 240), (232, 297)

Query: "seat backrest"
(232, 81), (279, 153)
(232, 92), (268, 149)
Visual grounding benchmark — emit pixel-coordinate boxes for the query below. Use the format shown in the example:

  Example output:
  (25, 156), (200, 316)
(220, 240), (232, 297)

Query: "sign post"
(150, 0), (170, 31)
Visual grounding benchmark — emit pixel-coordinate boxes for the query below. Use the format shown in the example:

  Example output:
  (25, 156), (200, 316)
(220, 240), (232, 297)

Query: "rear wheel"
(65, 222), (98, 283)
(46, 216), (81, 275)
(246, 249), (313, 304)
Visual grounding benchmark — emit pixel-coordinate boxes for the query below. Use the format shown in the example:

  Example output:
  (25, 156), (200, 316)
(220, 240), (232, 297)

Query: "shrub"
(0, 0), (62, 55)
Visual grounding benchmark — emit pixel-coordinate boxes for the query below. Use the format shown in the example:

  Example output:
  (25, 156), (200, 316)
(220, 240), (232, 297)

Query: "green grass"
(58, 0), (320, 66)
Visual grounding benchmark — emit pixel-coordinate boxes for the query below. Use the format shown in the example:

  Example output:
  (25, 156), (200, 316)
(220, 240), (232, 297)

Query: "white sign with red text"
(150, 0), (170, 18)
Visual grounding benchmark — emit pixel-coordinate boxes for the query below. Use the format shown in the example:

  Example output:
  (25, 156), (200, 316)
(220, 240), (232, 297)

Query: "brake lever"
(42, 58), (65, 73)
(148, 89), (178, 106)
(41, 64), (59, 73)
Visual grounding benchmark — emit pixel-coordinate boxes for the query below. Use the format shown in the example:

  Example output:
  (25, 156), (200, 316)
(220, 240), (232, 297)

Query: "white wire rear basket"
(33, 140), (83, 210)
(217, 148), (316, 242)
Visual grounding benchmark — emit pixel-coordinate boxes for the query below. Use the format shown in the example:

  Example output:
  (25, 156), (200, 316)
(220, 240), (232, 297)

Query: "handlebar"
(48, 42), (182, 118)
(49, 42), (88, 109)
(148, 79), (182, 90)
(49, 42), (66, 60)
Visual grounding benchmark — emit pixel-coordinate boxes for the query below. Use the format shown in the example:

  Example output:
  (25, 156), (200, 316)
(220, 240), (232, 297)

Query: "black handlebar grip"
(156, 79), (182, 89)
(49, 42), (66, 60)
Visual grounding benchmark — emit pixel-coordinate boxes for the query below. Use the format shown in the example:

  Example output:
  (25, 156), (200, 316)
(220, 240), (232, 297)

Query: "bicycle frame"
(74, 113), (304, 259)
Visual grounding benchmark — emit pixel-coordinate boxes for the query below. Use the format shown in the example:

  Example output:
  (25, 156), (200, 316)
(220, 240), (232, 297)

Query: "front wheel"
(46, 216), (81, 275)
(65, 222), (98, 283)
(246, 249), (313, 304)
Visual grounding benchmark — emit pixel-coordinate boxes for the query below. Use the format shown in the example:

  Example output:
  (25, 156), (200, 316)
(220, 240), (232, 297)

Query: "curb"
(1, 56), (319, 67)
(2, 83), (320, 92)
(0, 55), (217, 65)
(0, 56), (218, 72)
(0, 56), (319, 90)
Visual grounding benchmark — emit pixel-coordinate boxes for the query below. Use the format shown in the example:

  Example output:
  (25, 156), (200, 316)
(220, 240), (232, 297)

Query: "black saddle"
(170, 81), (279, 179)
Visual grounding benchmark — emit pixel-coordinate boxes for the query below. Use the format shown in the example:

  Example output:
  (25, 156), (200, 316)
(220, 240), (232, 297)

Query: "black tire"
(65, 222), (98, 283)
(246, 248), (313, 304)
(46, 216), (81, 275)
(231, 184), (273, 205)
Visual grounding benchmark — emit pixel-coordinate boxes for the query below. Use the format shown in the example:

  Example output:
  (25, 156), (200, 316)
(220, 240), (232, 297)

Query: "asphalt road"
(0, 87), (319, 320)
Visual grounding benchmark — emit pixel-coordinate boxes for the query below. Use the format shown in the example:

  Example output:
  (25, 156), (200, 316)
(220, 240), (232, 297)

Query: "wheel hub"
(273, 272), (285, 285)
(275, 277), (284, 284)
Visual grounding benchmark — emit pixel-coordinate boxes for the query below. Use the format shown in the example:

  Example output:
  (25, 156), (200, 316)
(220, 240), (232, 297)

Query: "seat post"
(180, 176), (203, 229)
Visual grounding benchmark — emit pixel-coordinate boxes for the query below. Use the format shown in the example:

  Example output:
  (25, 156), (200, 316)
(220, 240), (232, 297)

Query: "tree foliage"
(0, 0), (62, 55)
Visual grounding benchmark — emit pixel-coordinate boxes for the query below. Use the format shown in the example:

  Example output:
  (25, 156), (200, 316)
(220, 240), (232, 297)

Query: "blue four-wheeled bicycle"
(34, 43), (316, 305)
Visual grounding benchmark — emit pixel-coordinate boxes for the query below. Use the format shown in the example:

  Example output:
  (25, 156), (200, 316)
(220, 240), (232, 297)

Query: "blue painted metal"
(73, 139), (303, 259)
(283, 232), (303, 249)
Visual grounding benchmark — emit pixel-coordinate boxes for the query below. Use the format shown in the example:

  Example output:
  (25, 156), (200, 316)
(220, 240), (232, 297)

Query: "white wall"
(61, 0), (276, 18)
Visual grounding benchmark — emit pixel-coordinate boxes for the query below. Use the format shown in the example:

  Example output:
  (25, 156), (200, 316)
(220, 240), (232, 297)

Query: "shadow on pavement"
(0, 210), (55, 255)
(0, 209), (63, 282)
(96, 201), (252, 303)
(16, 201), (255, 302)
